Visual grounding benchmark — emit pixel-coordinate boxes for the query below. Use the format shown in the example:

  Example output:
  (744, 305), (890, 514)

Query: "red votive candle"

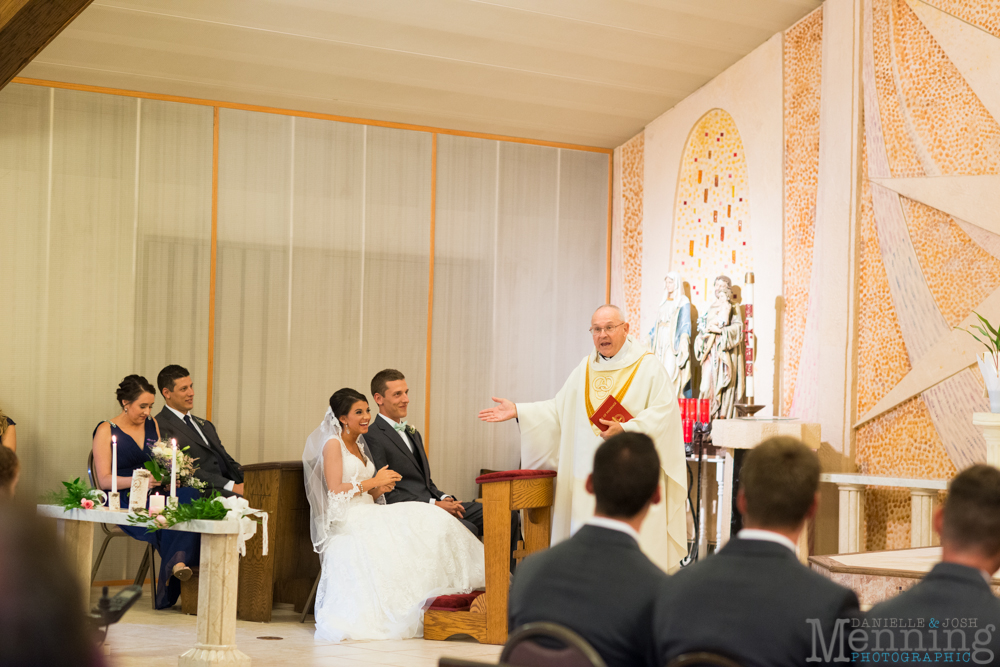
(698, 398), (711, 423)
(682, 419), (694, 444)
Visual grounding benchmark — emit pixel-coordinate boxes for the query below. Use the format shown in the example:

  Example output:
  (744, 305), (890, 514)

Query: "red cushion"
(475, 469), (557, 485)
(428, 591), (483, 612)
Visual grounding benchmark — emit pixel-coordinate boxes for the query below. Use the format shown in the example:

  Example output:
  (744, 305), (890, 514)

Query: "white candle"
(111, 435), (118, 493)
(170, 439), (177, 498)
(148, 493), (165, 513)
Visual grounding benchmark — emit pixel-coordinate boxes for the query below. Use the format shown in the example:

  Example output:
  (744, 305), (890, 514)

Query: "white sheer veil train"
(302, 406), (384, 554)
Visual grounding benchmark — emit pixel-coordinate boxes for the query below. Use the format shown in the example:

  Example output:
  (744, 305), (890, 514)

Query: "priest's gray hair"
(593, 304), (624, 321)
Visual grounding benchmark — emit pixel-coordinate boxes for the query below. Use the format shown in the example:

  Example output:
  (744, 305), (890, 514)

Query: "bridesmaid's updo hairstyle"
(330, 388), (368, 427)
(116, 375), (156, 410)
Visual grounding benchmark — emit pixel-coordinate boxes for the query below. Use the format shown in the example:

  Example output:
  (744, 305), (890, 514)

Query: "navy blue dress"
(93, 418), (201, 609)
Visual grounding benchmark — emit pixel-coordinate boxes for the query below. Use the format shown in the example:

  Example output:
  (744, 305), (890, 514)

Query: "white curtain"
(0, 81), (608, 571)
(215, 112), (431, 465)
(0, 84), (212, 579)
(430, 138), (608, 501)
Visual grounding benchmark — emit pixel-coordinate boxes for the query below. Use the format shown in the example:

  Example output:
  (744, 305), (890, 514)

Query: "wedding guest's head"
(936, 464), (1000, 575)
(330, 388), (371, 437)
(590, 304), (629, 358)
(586, 432), (661, 523)
(116, 375), (156, 425)
(157, 364), (194, 414)
(0, 445), (18, 498)
(0, 504), (100, 666)
(371, 369), (409, 421)
(737, 436), (820, 532)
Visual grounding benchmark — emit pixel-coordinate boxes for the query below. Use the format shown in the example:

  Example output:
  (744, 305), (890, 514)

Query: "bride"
(303, 388), (486, 642)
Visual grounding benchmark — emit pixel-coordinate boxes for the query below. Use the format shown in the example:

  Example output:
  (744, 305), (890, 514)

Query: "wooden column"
(179, 533), (250, 667)
(837, 483), (864, 554)
(0, 0), (95, 90)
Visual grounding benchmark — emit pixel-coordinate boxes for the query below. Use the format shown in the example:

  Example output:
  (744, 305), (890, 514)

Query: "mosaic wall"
(856, 0), (1000, 549)
(670, 109), (754, 313)
(619, 132), (644, 332)
(782, 9), (824, 416)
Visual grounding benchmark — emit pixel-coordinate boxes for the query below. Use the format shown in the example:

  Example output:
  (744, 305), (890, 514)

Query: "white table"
(818, 473), (948, 554)
(38, 504), (250, 667)
(708, 419), (821, 562)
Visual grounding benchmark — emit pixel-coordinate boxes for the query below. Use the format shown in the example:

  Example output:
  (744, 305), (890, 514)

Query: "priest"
(479, 305), (687, 573)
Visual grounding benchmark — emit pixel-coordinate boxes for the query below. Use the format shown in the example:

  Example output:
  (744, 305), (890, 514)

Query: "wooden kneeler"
(424, 469), (556, 645)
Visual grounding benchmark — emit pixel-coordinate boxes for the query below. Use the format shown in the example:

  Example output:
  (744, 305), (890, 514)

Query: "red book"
(590, 394), (634, 432)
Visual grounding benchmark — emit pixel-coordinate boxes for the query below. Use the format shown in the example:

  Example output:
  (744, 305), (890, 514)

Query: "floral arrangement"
(144, 440), (206, 490)
(48, 478), (106, 511)
(128, 491), (227, 530)
(128, 492), (268, 557)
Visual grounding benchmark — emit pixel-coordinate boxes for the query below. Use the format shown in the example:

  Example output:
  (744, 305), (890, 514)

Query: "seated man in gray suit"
(364, 369), (483, 535)
(155, 365), (244, 497)
(654, 436), (860, 667)
(860, 465), (1000, 666)
(508, 432), (668, 667)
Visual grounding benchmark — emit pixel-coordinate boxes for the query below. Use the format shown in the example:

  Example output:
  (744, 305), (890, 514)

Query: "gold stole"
(584, 353), (650, 435)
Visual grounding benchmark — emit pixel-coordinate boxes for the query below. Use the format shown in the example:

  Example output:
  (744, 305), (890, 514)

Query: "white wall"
(642, 35), (785, 415)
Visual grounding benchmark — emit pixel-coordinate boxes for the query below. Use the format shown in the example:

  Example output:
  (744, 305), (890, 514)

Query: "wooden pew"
(424, 470), (556, 645)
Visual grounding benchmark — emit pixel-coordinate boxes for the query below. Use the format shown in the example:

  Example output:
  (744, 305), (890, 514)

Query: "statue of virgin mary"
(650, 272), (692, 398)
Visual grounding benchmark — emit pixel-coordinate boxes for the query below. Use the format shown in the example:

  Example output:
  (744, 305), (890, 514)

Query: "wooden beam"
(0, 0), (95, 90)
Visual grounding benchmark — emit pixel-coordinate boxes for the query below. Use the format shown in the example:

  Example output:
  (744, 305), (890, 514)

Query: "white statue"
(649, 272), (692, 398)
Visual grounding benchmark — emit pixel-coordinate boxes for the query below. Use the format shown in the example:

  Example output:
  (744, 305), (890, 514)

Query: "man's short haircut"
(157, 365), (191, 394)
(592, 432), (661, 518)
(371, 369), (406, 399)
(940, 464), (1000, 556)
(740, 436), (820, 529)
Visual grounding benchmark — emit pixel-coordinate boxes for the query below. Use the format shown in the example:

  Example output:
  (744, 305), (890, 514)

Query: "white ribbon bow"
(219, 495), (269, 558)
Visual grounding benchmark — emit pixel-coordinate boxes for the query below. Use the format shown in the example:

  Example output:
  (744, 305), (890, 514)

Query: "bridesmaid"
(91, 374), (201, 609)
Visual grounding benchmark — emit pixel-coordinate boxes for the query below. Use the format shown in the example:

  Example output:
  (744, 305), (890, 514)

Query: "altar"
(39, 504), (253, 667)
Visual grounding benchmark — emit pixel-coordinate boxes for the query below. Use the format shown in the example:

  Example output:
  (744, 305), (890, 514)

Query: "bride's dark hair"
(116, 374), (155, 409)
(330, 388), (368, 426)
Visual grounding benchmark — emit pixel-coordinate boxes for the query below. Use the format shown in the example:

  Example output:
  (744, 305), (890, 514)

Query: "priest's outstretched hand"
(478, 397), (517, 422)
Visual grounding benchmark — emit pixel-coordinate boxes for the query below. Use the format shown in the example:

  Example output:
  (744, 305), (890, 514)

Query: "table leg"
(57, 518), (94, 610)
(697, 461), (709, 560)
(179, 533), (250, 667)
(482, 481), (512, 645)
(718, 449), (735, 550)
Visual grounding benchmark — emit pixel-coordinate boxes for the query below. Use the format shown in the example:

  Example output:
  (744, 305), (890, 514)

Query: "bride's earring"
(345, 424), (350, 435)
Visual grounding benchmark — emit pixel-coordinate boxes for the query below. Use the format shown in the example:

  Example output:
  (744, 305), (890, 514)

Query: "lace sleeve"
(326, 469), (364, 526)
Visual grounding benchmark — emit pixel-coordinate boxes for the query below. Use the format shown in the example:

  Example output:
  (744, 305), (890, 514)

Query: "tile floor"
(92, 585), (503, 667)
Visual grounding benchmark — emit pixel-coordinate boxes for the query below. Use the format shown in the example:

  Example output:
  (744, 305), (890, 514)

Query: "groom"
(155, 364), (244, 497)
(366, 369), (484, 535)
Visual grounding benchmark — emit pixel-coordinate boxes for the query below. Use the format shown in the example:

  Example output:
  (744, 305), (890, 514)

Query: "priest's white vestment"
(516, 336), (687, 573)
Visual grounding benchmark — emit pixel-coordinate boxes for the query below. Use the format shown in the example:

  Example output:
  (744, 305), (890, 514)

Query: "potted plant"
(959, 312), (1000, 413)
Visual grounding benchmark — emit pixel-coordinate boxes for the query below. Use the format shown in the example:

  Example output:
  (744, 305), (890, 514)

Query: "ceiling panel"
(16, 0), (822, 147)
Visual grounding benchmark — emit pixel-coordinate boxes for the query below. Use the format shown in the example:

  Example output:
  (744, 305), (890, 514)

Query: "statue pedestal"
(973, 412), (1000, 467)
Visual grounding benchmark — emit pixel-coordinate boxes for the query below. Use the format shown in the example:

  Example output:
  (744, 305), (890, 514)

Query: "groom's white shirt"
(377, 413), (449, 504)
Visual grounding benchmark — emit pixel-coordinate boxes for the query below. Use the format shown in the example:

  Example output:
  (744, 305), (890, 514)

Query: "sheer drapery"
(0, 85), (212, 579)
(431, 138), (608, 500)
(0, 82), (608, 562)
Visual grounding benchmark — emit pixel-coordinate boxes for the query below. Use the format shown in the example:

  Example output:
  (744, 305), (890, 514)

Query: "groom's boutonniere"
(195, 417), (207, 427)
(405, 424), (416, 436)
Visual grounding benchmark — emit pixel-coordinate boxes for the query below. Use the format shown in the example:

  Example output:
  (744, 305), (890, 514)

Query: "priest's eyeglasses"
(589, 323), (625, 336)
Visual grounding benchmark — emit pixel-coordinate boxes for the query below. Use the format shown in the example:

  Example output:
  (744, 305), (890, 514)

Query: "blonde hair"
(0, 408), (7, 438)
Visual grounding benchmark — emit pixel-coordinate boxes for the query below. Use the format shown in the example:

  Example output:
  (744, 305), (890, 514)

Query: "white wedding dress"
(303, 409), (485, 642)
